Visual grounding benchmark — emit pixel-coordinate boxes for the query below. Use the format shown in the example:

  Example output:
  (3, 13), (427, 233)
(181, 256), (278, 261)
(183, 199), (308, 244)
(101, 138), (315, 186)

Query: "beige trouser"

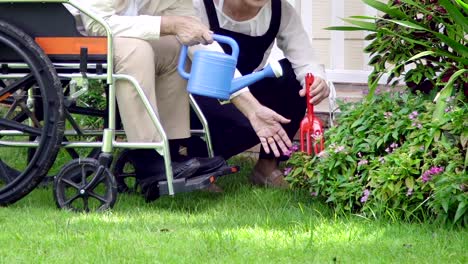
(113, 36), (190, 142)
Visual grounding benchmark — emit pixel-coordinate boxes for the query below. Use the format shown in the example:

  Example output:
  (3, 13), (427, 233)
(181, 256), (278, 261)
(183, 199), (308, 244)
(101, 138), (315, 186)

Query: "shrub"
(286, 90), (467, 225)
(326, 0), (467, 97)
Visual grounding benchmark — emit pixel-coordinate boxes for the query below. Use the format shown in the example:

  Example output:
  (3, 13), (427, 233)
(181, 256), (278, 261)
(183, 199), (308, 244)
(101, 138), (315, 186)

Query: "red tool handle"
(305, 73), (314, 121)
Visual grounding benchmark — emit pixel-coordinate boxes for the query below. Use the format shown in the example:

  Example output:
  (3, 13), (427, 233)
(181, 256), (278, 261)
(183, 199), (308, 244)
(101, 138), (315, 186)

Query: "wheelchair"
(0, 0), (238, 212)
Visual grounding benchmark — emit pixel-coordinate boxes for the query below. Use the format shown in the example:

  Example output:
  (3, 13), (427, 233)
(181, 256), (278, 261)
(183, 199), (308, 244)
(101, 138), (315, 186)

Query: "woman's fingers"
(309, 78), (329, 105)
(260, 137), (270, 154)
(267, 137), (281, 157)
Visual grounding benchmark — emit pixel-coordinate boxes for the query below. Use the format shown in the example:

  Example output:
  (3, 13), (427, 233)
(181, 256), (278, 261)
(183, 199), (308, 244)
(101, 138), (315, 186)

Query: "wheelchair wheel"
(54, 158), (117, 212)
(0, 20), (64, 205)
(112, 149), (138, 193)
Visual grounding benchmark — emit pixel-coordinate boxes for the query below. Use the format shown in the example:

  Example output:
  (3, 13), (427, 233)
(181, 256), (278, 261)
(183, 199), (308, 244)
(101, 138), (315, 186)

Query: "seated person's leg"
(113, 37), (226, 187)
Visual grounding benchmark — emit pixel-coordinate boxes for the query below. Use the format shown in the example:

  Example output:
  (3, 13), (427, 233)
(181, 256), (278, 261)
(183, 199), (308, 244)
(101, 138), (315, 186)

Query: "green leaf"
(442, 199), (450, 213)
(405, 177), (414, 190)
(385, 19), (427, 31)
(454, 0), (468, 11)
(439, 0), (468, 33)
(454, 202), (466, 224)
(433, 69), (467, 123)
(433, 32), (468, 58)
(362, 0), (406, 19)
(405, 51), (436, 63)
(349, 15), (377, 20)
(342, 18), (377, 31)
(324, 26), (372, 31)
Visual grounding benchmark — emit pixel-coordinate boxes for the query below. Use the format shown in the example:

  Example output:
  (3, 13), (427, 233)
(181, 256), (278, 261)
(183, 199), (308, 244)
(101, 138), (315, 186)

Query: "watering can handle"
(177, 34), (240, 80)
(305, 73), (315, 121)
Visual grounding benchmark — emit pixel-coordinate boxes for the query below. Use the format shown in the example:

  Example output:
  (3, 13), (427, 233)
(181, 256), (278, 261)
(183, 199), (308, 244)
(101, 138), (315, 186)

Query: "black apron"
(203, 0), (282, 74)
(187, 0), (304, 160)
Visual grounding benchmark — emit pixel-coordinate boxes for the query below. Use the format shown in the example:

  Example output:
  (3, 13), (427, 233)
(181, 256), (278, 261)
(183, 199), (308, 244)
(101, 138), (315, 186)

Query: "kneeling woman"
(187, 0), (331, 187)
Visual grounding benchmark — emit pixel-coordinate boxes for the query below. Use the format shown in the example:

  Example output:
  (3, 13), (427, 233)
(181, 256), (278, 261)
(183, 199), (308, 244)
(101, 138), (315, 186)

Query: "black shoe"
(127, 149), (201, 182)
(193, 156), (227, 175)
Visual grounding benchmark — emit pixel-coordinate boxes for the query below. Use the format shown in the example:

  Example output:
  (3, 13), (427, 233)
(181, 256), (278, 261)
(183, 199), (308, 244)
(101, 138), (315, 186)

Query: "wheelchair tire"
(0, 20), (64, 205)
(54, 158), (117, 212)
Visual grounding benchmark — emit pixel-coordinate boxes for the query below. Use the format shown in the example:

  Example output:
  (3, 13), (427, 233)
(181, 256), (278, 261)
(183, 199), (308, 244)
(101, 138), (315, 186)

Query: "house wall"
(271, 0), (383, 84)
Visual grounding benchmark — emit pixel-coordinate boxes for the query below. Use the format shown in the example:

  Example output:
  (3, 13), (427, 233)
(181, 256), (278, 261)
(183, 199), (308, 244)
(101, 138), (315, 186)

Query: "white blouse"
(193, 0), (326, 86)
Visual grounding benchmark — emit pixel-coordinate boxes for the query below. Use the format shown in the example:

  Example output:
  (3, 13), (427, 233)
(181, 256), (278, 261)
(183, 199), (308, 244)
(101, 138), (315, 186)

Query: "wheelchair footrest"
(158, 165), (239, 196)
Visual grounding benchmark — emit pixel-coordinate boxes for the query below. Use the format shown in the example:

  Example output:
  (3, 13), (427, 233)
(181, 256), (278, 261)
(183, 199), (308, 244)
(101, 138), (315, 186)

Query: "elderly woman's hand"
(299, 76), (329, 105)
(161, 16), (213, 46)
(248, 106), (292, 157)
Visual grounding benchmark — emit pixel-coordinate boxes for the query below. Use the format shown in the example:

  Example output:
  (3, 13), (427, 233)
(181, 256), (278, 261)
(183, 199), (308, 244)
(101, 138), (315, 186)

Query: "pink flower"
(409, 111), (419, 120)
(406, 188), (413, 197)
(378, 156), (385, 163)
(334, 146), (345, 153)
(283, 167), (292, 176)
(384, 112), (393, 119)
(310, 192), (318, 197)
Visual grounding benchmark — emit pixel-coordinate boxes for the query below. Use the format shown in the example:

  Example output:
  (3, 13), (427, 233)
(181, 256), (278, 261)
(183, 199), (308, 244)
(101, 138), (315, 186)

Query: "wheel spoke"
(0, 73), (34, 98)
(18, 101), (41, 128)
(61, 178), (81, 190)
(119, 173), (136, 178)
(84, 167), (105, 190)
(4, 98), (19, 119)
(0, 118), (42, 136)
(63, 193), (80, 206)
(88, 191), (107, 204)
(83, 196), (89, 212)
(81, 166), (87, 185)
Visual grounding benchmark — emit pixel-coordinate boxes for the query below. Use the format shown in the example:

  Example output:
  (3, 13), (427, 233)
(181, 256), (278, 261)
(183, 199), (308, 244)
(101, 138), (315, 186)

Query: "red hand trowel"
(300, 73), (325, 155)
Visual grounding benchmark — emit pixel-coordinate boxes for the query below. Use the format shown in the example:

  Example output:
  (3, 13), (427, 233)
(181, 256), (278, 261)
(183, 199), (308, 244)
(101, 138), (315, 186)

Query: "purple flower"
(417, 124), (423, 129)
(310, 192), (318, 197)
(358, 160), (368, 166)
(358, 152), (362, 158)
(406, 188), (413, 197)
(385, 147), (391, 153)
(284, 149), (292, 157)
(360, 189), (370, 203)
(444, 106), (454, 113)
(291, 144), (299, 152)
(409, 111), (419, 120)
(390, 142), (399, 149)
(384, 112), (393, 119)
(283, 167), (292, 176)
(421, 166), (444, 183)
(378, 156), (385, 163)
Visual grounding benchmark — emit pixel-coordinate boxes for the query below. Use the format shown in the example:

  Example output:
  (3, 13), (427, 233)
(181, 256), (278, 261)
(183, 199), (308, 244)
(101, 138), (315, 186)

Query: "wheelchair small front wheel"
(53, 158), (117, 212)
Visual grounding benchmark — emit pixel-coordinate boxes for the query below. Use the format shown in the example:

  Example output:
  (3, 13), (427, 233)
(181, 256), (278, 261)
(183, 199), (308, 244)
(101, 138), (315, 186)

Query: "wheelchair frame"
(0, 0), (216, 207)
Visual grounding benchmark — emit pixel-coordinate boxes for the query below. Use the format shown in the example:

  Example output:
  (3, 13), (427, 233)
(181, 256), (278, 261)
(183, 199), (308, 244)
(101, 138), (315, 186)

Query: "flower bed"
(285, 89), (467, 224)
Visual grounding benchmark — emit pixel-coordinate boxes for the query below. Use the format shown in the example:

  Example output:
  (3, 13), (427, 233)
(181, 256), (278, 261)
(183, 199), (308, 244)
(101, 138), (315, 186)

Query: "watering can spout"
(230, 60), (283, 94)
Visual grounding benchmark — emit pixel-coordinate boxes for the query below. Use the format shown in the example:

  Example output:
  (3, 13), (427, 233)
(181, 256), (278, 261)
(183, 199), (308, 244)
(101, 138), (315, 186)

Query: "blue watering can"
(178, 34), (283, 100)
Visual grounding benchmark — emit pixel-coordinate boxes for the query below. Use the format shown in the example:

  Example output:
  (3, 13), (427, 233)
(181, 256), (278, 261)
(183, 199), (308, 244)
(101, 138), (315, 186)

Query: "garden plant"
(286, 0), (467, 225)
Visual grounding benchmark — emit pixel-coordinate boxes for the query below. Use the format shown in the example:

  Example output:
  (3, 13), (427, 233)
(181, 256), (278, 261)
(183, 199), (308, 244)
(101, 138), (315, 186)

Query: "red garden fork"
(300, 73), (325, 155)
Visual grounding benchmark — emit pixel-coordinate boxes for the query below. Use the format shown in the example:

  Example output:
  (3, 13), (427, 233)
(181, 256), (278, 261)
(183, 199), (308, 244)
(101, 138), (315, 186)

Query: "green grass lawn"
(0, 157), (466, 263)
